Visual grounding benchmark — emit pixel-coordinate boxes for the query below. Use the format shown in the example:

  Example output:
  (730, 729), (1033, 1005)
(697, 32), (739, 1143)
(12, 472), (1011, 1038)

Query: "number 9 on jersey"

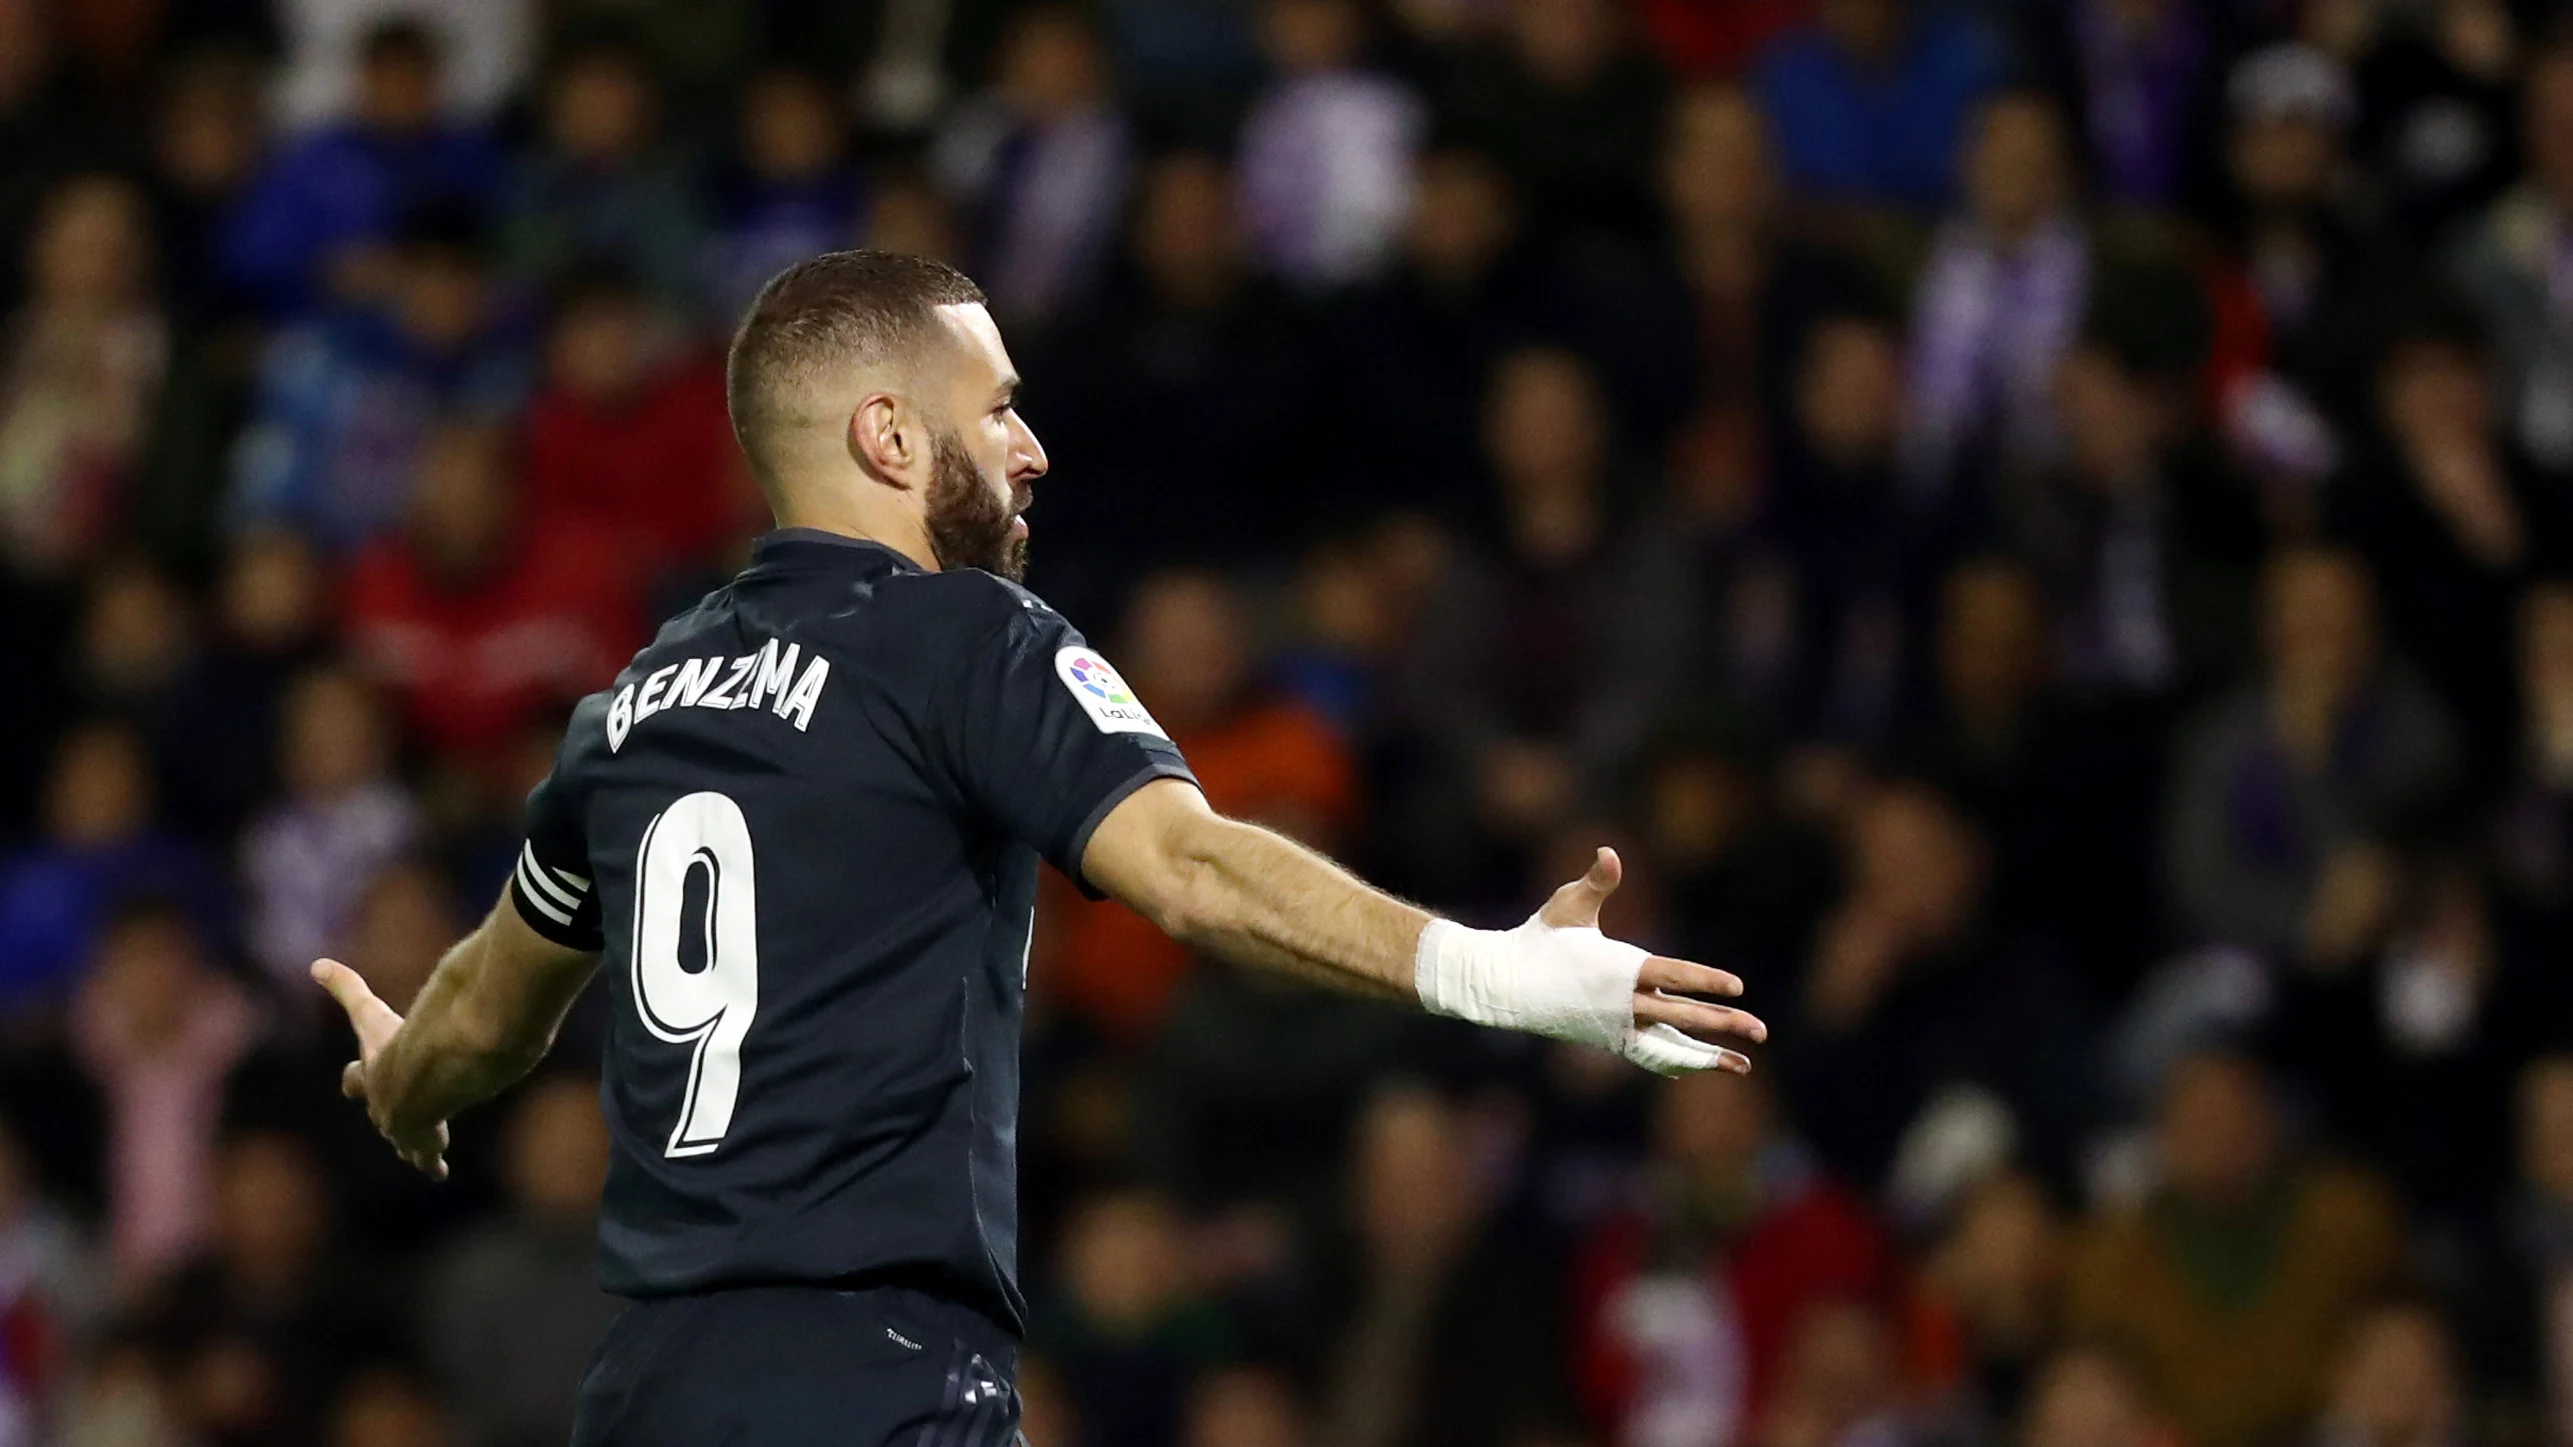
(633, 791), (761, 1158)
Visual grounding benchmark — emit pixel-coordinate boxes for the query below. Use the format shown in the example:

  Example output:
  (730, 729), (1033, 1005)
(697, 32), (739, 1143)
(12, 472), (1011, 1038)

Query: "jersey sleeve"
(936, 603), (1198, 897)
(509, 762), (607, 951)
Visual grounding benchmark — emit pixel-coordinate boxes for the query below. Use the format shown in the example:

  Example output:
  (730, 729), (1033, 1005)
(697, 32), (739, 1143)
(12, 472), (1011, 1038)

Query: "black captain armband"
(509, 841), (607, 951)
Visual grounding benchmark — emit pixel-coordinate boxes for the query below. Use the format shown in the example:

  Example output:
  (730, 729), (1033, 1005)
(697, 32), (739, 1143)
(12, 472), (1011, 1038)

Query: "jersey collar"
(750, 528), (923, 573)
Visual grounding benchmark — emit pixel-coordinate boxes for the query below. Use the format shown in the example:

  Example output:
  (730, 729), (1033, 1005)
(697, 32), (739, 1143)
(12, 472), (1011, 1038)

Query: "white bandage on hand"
(1413, 916), (1742, 1076)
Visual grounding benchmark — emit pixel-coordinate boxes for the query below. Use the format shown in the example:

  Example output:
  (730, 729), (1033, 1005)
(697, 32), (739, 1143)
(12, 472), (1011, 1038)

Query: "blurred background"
(0, 0), (2570, 1444)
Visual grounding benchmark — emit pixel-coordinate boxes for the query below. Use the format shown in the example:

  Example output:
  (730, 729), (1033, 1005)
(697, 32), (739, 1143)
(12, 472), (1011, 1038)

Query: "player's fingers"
(1537, 848), (1622, 928)
(311, 959), (400, 1035)
(1623, 1023), (1754, 1076)
(1637, 955), (1744, 999)
(340, 1060), (365, 1100)
(396, 1124), (450, 1181)
(1632, 991), (1768, 1045)
(310, 958), (372, 1012)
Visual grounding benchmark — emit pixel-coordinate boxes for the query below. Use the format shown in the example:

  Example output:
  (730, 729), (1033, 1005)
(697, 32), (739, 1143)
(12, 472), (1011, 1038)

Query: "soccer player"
(314, 251), (1766, 1446)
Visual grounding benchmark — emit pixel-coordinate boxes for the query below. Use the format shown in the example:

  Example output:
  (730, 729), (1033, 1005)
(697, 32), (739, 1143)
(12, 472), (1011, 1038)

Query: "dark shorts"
(570, 1284), (1023, 1447)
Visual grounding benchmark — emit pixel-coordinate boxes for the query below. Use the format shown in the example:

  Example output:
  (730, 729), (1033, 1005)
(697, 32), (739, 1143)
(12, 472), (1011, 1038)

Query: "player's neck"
(768, 511), (941, 572)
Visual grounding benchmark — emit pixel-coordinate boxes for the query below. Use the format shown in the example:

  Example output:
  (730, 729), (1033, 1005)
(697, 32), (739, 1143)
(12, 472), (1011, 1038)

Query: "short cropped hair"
(724, 250), (987, 486)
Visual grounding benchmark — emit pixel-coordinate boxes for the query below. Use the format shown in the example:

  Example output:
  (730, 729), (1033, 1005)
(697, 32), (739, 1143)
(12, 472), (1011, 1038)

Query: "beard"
(925, 429), (1029, 582)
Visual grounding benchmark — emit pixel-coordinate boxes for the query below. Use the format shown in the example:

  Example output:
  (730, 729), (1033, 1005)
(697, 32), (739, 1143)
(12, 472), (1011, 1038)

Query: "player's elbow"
(1128, 817), (1243, 949)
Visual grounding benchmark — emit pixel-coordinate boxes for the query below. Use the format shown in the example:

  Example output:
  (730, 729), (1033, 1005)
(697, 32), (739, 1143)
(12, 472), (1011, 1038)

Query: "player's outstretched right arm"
(1081, 778), (1765, 1075)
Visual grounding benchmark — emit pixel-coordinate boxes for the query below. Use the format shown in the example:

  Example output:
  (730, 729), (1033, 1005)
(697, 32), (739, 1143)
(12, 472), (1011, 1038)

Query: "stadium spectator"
(68, 557), (198, 757)
(1776, 777), (2098, 1188)
(932, 5), (1131, 331)
(2014, 1347), (2171, 1447)
(859, 168), (962, 266)
(1032, 151), (1321, 593)
(1634, 0), (1808, 81)
(1903, 90), (2090, 496)
(226, 209), (534, 555)
(1048, 569), (1357, 1041)
(1113, 570), (1357, 855)
(2276, 851), (2561, 1221)
(342, 419), (641, 766)
(1655, 84), (1878, 470)
(700, 66), (862, 328)
(54, 1332), (186, 1447)
(2029, 0), (2229, 211)
(142, 1130), (397, 1446)
(1898, 561), (2091, 943)
(1915, 1171), (2066, 1440)
(2162, 546), (2459, 962)
(521, 266), (745, 588)
(2325, 303), (2565, 762)
(239, 665), (417, 995)
(1762, 312), (1923, 743)
(2312, 1298), (2469, 1447)
(0, 1118), (97, 1425)
(2066, 1050), (2406, 1447)
(2013, 305), (2262, 708)
(2347, 0), (2520, 239)
(224, 859), (471, 1258)
(422, 1074), (618, 1447)
(2207, 43), (2371, 484)
(0, 0), (108, 322)
(2496, 581), (2573, 915)
(1314, 1084), (1574, 1447)
(2451, 40), (2573, 472)
(328, 1366), (454, 1447)
(1235, 0), (1423, 290)
(159, 530), (332, 838)
(1019, 1354), (1080, 1447)
(1629, 729), (1836, 988)
(217, 19), (503, 319)
(1183, 1364), (1310, 1447)
(70, 906), (256, 1286)
(2446, 1054), (2573, 1431)
(1574, 1070), (1894, 1447)
(1363, 348), (1650, 897)
(495, 37), (705, 307)
(1034, 1187), (1229, 1447)
(145, 49), (270, 332)
(0, 175), (167, 581)
(1751, 0), (2000, 210)
(0, 723), (227, 1011)
(271, 0), (530, 129)
(335, 859), (457, 1018)
(1431, 0), (1672, 240)
(1322, 149), (1559, 520)
(1132, 937), (1413, 1209)
(1126, 973), (1410, 1210)
(1106, 0), (1263, 125)
(1754, 1296), (1913, 1447)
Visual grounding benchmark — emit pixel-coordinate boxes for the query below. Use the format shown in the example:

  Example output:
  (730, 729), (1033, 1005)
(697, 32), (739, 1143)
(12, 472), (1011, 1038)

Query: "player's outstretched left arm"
(1082, 778), (1764, 1075)
(312, 896), (602, 1179)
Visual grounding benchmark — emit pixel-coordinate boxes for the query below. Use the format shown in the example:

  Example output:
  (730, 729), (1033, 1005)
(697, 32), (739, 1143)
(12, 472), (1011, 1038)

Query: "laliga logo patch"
(1055, 647), (1166, 737)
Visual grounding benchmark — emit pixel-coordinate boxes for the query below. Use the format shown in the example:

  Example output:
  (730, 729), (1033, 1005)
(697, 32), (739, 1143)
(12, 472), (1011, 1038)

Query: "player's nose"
(1011, 414), (1049, 481)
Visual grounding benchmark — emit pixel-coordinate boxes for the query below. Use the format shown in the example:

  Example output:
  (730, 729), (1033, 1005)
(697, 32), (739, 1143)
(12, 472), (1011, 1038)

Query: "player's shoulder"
(863, 566), (1073, 656)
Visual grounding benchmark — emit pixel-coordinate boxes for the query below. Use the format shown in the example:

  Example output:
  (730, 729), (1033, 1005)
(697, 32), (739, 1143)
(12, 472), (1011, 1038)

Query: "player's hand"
(1538, 849), (1765, 1075)
(312, 959), (451, 1181)
(1413, 848), (1765, 1076)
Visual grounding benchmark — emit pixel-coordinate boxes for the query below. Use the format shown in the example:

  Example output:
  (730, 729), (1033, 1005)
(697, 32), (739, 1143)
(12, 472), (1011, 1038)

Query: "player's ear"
(846, 392), (916, 489)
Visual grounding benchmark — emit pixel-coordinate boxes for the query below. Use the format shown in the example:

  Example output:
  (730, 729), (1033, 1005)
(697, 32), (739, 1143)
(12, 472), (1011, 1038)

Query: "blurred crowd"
(1, 0), (2573, 1445)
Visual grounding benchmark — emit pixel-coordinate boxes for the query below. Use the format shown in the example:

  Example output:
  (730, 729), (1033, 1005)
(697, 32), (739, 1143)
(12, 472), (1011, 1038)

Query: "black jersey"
(508, 529), (1195, 1333)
